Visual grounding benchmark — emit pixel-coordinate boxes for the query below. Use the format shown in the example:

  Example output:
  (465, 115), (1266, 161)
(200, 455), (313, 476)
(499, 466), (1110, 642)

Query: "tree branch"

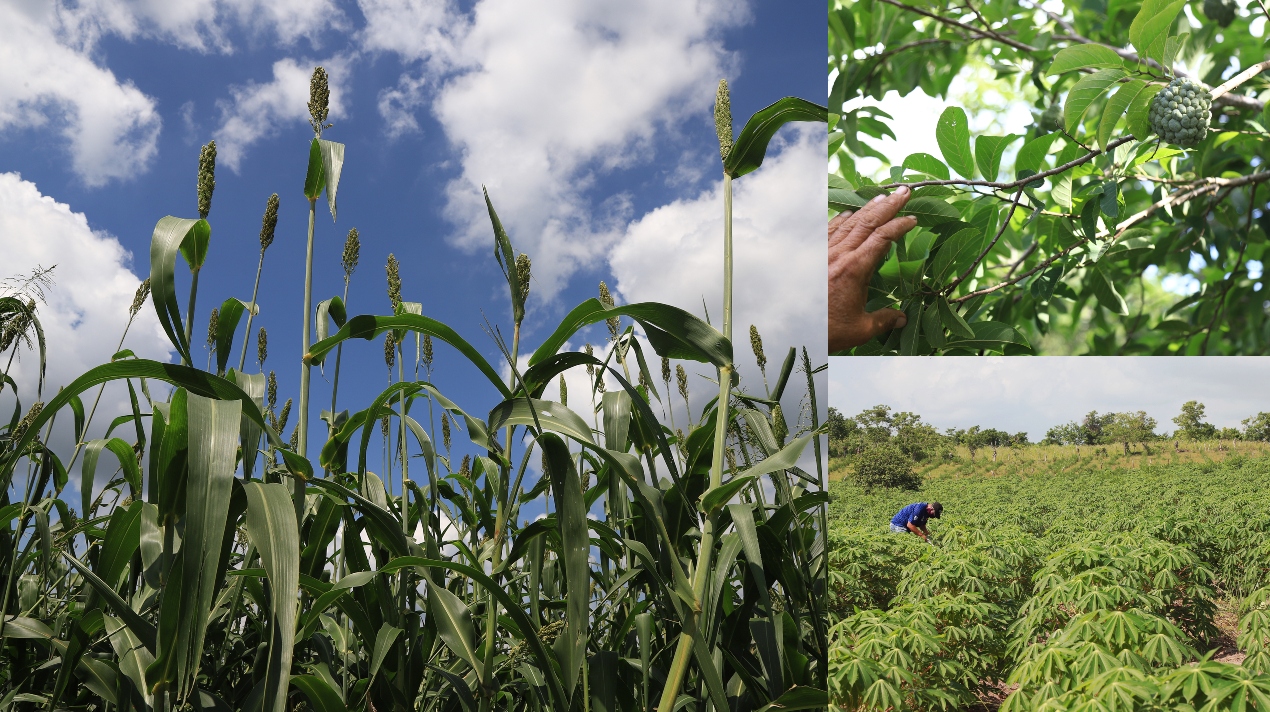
(949, 170), (1270, 303)
(1211, 60), (1270, 101)
(873, 0), (1037, 52)
(877, 136), (1136, 191)
(944, 188), (1026, 295)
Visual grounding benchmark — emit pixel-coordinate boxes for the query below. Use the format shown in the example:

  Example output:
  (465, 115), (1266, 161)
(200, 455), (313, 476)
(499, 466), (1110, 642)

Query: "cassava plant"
(0, 72), (829, 712)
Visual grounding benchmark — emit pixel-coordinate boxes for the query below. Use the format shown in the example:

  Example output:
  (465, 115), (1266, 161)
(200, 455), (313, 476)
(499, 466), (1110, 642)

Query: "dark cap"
(929, 502), (943, 518)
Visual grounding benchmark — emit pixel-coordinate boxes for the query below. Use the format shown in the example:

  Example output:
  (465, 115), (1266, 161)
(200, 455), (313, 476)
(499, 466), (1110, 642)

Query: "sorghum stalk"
(183, 141), (216, 365)
(296, 66), (328, 518)
(239, 193), (279, 372)
(657, 77), (734, 712)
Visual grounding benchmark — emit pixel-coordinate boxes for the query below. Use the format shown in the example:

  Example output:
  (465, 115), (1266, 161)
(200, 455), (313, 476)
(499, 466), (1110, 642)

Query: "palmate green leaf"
(724, 97), (829, 178)
(936, 107), (975, 179)
(975, 135), (1022, 182)
(243, 481), (301, 712)
(150, 217), (211, 364)
(1047, 45), (1125, 75)
(1098, 79), (1149, 150)
(1065, 69), (1128, 134)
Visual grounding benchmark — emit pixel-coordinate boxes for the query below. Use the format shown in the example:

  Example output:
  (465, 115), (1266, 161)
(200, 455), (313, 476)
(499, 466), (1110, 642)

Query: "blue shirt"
(891, 502), (930, 529)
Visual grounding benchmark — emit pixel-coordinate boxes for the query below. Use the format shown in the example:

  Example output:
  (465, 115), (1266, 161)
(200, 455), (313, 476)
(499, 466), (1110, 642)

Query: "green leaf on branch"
(936, 107), (975, 179)
(975, 134), (1022, 182)
(1065, 69), (1128, 134)
(1127, 84), (1165, 140)
(1086, 266), (1129, 314)
(936, 297), (976, 340)
(900, 197), (960, 227)
(1097, 79), (1148, 150)
(943, 321), (1032, 352)
(1129, 0), (1187, 64)
(902, 152), (950, 180)
(1048, 45), (1125, 75)
(1016, 133), (1060, 175)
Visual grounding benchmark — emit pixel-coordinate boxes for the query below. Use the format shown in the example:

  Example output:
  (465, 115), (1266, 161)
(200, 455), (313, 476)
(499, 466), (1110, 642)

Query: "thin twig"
(945, 188), (1026, 295)
(1199, 184), (1258, 354)
(1004, 240), (1041, 281)
(877, 136), (1135, 191)
(950, 170), (1270, 303)
(874, 0), (1036, 52)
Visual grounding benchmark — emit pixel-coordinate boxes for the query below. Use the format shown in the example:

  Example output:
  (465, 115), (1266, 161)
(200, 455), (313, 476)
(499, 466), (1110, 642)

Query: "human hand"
(828, 186), (920, 352)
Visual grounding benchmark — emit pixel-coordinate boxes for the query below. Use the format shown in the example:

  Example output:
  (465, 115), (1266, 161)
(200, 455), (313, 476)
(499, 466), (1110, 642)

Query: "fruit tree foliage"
(829, 0), (1270, 354)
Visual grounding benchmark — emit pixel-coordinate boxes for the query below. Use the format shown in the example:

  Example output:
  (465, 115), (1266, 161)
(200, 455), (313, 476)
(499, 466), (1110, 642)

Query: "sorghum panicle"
(715, 79), (733, 162)
(260, 194), (280, 251)
(197, 141), (216, 219)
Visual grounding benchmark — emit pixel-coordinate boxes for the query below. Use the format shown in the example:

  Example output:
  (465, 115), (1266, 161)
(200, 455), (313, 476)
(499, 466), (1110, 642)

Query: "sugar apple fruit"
(1040, 103), (1063, 133)
(1148, 77), (1211, 147)
(1203, 0), (1236, 27)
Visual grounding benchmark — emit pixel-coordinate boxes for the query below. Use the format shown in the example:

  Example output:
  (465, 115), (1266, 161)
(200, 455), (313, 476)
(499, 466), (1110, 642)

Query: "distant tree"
(1044, 421), (1085, 446)
(1173, 401), (1218, 441)
(836, 404), (946, 461)
(1104, 411), (1159, 455)
(851, 444), (921, 492)
(1081, 411), (1116, 445)
(1243, 412), (1270, 442)
(1218, 427), (1243, 441)
(827, 407), (853, 458)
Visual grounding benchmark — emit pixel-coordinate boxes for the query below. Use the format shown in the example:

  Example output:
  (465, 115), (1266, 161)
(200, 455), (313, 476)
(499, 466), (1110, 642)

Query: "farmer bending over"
(889, 501), (942, 541)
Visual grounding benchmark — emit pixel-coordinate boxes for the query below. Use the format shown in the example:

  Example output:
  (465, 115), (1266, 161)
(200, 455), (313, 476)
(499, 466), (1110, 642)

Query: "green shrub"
(852, 444), (921, 491)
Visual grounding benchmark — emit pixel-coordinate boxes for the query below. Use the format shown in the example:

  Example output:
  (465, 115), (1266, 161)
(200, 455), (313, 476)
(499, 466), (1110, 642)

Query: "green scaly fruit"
(1148, 77), (1212, 148)
(1040, 104), (1063, 133)
(1203, 0), (1237, 27)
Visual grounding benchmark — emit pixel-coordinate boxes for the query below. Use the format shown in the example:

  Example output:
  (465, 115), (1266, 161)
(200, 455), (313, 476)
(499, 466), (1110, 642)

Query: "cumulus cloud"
(57, 0), (344, 53)
(363, 0), (747, 299)
(0, 173), (174, 466)
(610, 125), (827, 391)
(0, 3), (161, 186)
(213, 56), (351, 170)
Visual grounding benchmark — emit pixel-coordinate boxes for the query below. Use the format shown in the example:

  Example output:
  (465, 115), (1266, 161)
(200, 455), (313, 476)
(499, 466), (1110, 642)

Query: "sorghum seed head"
(309, 66), (330, 135)
(384, 332), (396, 369)
(771, 404), (788, 444)
(422, 334), (434, 370)
(13, 401), (44, 442)
(442, 413), (451, 453)
(277, 398), (293, 434)
(598, 282), (619, 339)
(267, 371), (277, 411)
(289, 427), (299, 451)
(559, 377), (568, 406)
(516, 253), (531, 308)
(386, 254), (402, 311)
(459, 454), (471, 478)
(677, 364), (689, 402)
(197, 141), (216, 219)
(207, 308), (219, 349)
(661, 356), (670, 384)
(585, 344), (595, 377)
(749, 325), (766, 372)
(260, 194), (279, 251)
(715, 79), (733, 162)
(342, 228), (360, 279)
(129, 279), (150, 317)
(380, 414), (390, 438)
(256, 327), (267, 368)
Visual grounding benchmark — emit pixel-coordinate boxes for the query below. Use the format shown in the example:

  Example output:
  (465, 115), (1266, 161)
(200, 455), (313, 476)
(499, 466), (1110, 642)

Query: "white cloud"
(610, 125), (827, 394)
(56, 0), (344, 53)
(0, 172), (173, 463)
(365, 0), (746, 299)
(213, 56), (351, 170)
(0, 3), (161, 186)
(829, 357), (1270, 440)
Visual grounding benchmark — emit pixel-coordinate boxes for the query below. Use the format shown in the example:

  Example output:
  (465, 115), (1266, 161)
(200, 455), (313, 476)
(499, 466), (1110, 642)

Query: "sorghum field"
(0, 70), (829, 712)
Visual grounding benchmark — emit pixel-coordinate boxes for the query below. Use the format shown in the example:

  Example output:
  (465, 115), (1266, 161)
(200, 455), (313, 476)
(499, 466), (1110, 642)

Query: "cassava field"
(828, 443), (1270, 711)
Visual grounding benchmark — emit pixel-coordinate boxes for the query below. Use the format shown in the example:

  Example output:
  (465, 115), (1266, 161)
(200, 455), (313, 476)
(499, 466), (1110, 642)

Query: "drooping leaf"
(936, 107), (975, 179)
(1098, 79), (1149, 150)
(1047, 45), (1125, 75)
(724, 97), (829, 178)
(1065, 69), (1129, 134)
(975, 134), (1022, 182)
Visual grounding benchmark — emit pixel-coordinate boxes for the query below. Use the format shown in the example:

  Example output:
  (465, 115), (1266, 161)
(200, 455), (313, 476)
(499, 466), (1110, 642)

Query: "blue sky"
(0, 1), (826, 506)
(830, 357), (1270, 440)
